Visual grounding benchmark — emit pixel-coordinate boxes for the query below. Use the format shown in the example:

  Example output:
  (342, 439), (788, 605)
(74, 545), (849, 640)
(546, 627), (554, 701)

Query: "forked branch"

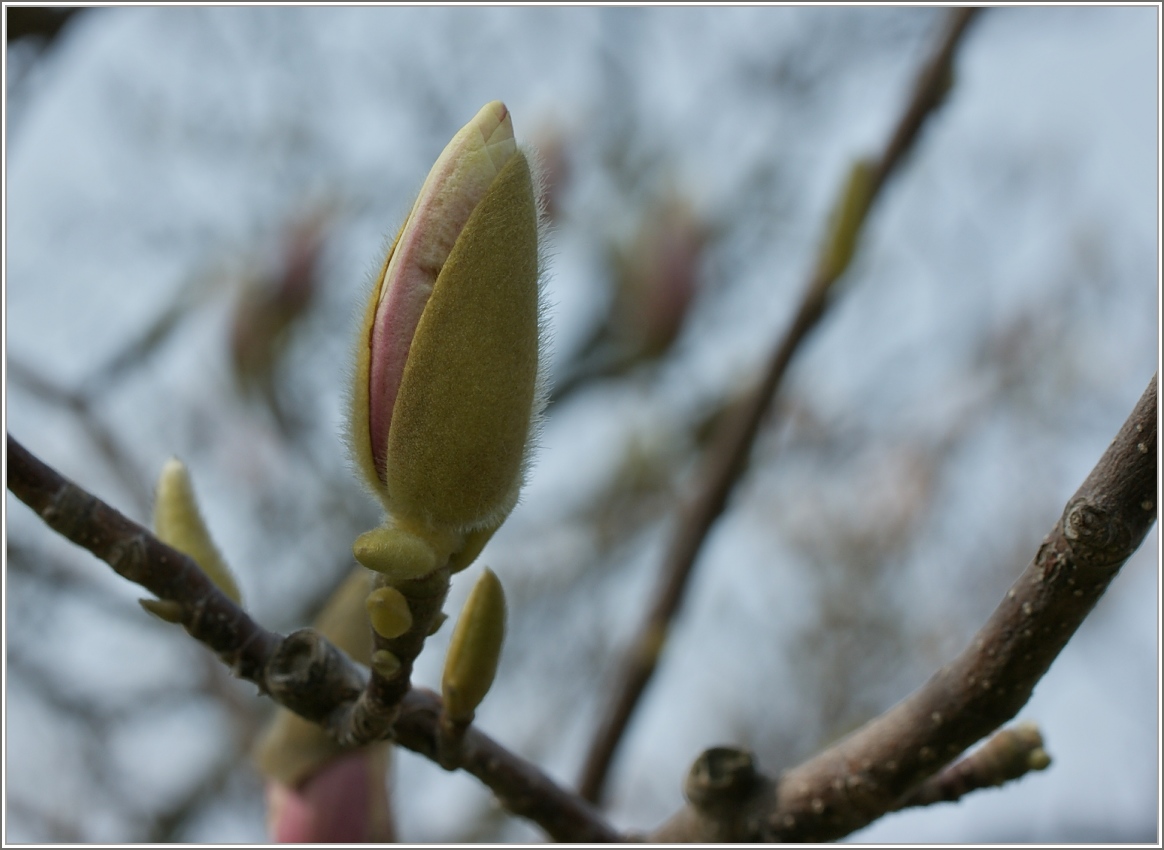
(5, 433), (622, 843)
(650, 374), (1157, 841)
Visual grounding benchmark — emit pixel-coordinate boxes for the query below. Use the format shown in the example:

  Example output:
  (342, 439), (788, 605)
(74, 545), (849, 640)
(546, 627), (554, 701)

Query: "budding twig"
(578, 6), (984, 805)
(341, 569), (453, 746)
(891, 722), (1051, 811)
(5, 433), (622, 843)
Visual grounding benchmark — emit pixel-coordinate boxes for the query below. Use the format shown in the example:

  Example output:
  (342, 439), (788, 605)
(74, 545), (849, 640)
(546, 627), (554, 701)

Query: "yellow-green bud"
(365, 586), (413, 639)
(352, 522), (440, 581)
(370, 649), (402, 679)
(350, 101), (543, 580)
(144, 458), (241, 616)
(1027, 748), (1051, 771)
(818, 157), (875, 283)
(138, 598), (184, 623)
(442, 568), (506, 722)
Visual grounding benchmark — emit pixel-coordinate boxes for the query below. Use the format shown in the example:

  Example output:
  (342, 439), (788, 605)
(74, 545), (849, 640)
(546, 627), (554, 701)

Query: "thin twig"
(650, 373), (1156, 841)
(891, 722), (1051, 811)
(7, 433), (280, 682)
(577, 6), (984, 804)
(82, 294), (195, 402)
(9, 357), (153, 516)
(5, 433), (623, 843)
(342, 569), (452, 747)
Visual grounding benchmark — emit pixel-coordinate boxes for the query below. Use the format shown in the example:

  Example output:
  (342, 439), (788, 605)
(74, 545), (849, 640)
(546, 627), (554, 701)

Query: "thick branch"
(5, 433), (622, 843)
(652, 373), (1157, 841)
(578, 6), (983, 804)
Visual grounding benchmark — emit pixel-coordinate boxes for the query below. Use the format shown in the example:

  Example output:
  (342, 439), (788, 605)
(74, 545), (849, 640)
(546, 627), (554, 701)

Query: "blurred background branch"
(650, 372), (1156, 841)
(577, 7), (981, 805)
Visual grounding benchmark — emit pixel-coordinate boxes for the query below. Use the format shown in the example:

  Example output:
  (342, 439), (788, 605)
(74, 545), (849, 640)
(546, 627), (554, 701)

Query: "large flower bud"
(350, 101), (543, 580)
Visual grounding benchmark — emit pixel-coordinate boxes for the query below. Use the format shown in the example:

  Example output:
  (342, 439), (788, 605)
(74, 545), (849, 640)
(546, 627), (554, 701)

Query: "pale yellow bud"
(143, 458), (241, 617)
(366, 586), (413, 639)
(818, 158), (875, 283)
(442, 568), (507, 722)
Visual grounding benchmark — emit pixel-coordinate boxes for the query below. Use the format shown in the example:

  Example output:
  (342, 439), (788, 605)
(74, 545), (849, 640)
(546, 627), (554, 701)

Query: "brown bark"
(891, 723), (1050, 811)
(6, 433), (623, 843)
(651, 374), (1157, 841)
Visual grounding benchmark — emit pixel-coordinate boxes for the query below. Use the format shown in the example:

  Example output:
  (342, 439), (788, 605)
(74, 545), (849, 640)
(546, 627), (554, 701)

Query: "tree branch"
(9, 357), (154, 516)
(577, 6), (984, 804)
(5, 433), (623, 843)
(890, 722), (1051, 811)
(651, 373), (1157, 841)
(6, 433), (280, 682)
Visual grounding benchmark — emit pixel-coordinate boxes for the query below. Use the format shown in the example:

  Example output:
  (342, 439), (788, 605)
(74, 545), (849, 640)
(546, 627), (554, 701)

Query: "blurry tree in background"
(4, 6), (1159, 844)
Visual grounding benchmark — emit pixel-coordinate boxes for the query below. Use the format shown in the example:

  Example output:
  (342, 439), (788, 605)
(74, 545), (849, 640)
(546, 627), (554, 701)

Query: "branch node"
(44, 482), (98, 542)
(265, 628), (364, 723)
(685, 746), (761, 811)
(1062, 498), (1130, 566)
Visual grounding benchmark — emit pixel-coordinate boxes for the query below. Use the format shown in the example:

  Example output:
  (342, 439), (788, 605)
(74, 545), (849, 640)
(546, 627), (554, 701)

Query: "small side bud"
(353, 525), (439, 581)
(818, 158), (876, 283)
(442, 568), (506, 722)
(446, 525), (498, 574)
(1027, 748), (1052, 771)
(371, 649), (402, 679)
(138, 598), (184, 623)
(152, 458), (241, 603)
(366, 586), (413, 639)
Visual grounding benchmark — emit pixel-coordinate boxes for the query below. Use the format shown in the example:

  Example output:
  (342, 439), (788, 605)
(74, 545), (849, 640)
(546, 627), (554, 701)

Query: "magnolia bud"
(442, 568), (506, 722)
(370, 649), (402, 679)
(265, 744), (393, 843)
(614, 194), (706, 358)
(818, 158), (875, 283)
(349, 101), (543, 581)
(230, 209), (326, 405)
(140, 458), (240, 620)
(366, 586), (413, 639)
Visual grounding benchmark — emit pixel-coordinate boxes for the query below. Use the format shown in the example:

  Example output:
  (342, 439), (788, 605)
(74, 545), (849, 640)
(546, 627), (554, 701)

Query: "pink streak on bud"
(621, 198), (705, 357)
(368, 101), (516, 482)
(267, 750), (386, 843)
